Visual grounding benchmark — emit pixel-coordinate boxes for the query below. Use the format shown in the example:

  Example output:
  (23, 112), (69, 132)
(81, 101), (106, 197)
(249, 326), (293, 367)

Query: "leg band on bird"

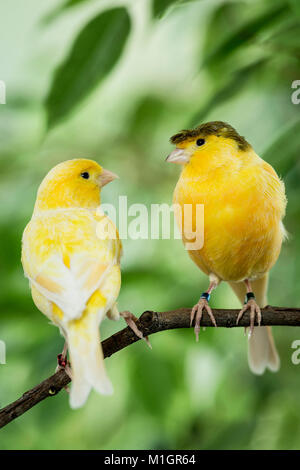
(244, 292), (255, 304)
(57, 353), (67, 368)
(200, 292), (211, 301)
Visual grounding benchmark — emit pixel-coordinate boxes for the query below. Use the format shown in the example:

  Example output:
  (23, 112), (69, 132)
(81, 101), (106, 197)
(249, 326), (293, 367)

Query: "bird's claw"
(190, 298), (217, 342)
(121, 311), (152, 349)
(236, 299), (261, 338)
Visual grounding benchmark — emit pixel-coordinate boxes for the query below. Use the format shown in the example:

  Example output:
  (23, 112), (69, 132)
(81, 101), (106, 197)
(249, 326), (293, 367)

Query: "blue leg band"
(244, 292), (255, 304)
(200, 292), (210, 302)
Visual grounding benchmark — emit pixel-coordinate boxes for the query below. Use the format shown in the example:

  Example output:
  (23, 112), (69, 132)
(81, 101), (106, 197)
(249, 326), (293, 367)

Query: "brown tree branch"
(1, 305), (300, 430)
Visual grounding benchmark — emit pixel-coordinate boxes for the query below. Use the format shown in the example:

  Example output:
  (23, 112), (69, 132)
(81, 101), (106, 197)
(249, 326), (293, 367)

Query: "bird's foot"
(121, 311), (152, 349)
(55, 346), (72, 392)
(190, 294), (217, 342)
(236, 292), (261, 338)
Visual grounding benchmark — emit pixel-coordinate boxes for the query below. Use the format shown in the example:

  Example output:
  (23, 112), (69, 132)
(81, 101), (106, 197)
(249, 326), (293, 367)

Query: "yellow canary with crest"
(22, 159), (143, 408)
(167, 121), (287, 374)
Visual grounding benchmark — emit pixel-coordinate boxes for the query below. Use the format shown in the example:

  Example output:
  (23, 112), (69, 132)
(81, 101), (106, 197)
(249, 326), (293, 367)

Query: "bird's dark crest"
(170, 121), (250, 151)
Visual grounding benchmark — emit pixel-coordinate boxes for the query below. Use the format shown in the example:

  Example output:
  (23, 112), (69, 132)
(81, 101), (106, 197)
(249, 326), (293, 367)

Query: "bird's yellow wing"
(22, 209), (122, 323)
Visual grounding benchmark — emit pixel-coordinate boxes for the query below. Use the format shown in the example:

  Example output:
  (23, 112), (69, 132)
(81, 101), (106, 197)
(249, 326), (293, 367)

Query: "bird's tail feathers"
(67, 314), (113, 409)
(247, 325), (279, 374)
(228, 273), (280, 375)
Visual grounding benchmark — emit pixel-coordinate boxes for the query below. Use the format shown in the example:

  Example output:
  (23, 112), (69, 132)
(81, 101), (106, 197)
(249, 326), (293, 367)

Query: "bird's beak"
(165, 148), (190, 164)
(98, 168), (119, 187)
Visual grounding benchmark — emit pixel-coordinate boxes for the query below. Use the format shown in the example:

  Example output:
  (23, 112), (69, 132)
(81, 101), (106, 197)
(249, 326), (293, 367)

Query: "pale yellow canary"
(22, 159), (143, 408)
(167, 121), (287, 374)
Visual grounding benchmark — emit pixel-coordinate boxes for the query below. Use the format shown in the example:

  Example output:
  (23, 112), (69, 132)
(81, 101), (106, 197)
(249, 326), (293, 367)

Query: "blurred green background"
(0, 0), (300, 450)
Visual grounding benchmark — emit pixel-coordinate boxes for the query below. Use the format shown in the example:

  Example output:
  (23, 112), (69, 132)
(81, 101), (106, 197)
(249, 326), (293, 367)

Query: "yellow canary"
(22, 159), (142, 408)
(167, 121), (287, 374)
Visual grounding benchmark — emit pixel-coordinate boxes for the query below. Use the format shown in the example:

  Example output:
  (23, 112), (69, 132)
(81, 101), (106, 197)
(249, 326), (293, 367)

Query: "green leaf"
(263, 118), (300, 177)
(42, 0), (91, 25)
(202, 2), (240, 71)
(288, 0), (300, 19)
(190, 58), (268, 126)
(178, 0), (203, 4)
(263, 21), (300, 56)
(152, 0), (203, 18)
(153, 0), (178, 18)
(57, 0), (90, 8)
(45, 7), (131, 128)
(201, 3), (287, 69)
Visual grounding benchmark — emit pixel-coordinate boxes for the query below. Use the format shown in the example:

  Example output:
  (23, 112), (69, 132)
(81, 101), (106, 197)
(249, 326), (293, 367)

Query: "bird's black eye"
(196, 138), (205, 147)
(81, 172), (90, 179)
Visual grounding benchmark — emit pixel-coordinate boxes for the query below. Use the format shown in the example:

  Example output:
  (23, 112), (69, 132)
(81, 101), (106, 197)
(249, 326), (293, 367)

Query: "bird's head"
(34, 159), (118, 211)
(166, 121), (251, 170)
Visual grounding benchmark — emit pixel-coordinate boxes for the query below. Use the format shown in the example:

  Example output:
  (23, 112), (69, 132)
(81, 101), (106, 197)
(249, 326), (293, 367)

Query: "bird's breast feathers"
(173, 156), (287, 281)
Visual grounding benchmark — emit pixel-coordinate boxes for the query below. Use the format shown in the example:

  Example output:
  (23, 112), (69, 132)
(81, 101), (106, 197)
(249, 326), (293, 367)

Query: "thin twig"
(0, 305), (299, 429)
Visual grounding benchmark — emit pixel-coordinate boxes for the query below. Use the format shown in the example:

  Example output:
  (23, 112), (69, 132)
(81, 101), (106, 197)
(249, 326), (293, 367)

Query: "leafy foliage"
(1, 0), (300, 451)
(190, 58), (268, 125)
(45, 7), (130, 128)
(263, 119), (300, 176)
(201, 1), (287, 70)
(152, 0), (202, 19)
(42, 0), (92, 24)
(288, 0), (300, 19)
(153, 0), (179, 18)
